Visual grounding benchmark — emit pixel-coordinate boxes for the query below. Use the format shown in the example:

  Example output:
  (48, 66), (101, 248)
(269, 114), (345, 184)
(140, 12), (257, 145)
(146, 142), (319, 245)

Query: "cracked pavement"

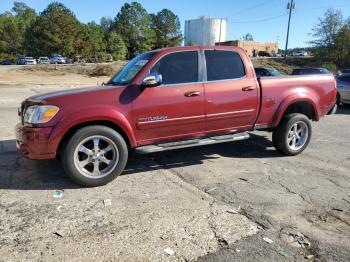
(0, 67), (350, 261)
(149, 107), (350, 261)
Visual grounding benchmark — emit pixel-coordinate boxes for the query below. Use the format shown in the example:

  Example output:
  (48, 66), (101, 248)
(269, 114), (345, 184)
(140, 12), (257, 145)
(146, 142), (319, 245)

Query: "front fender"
(46, 106), (136, 153)
(272, 91), (320, 127)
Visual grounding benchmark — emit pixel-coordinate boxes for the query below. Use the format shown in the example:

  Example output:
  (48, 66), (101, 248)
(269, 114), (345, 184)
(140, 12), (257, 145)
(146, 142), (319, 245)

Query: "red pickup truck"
(16, 46), (337, 186)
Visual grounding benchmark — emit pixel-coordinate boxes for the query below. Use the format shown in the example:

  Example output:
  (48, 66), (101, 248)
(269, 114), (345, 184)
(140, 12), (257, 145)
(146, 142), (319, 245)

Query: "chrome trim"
(149, 77), (254, 88)
(135, 132), (250, 154)
(202, 76), (248, 84)
(155, 81), (204, 88)
(207, 109), (255, 117)
(138, 114), (205, 125)
(142, 72), (162, 87)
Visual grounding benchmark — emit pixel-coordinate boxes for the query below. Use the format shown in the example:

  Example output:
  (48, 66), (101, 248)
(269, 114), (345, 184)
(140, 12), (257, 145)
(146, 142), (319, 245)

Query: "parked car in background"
(258, 51), (271, 57)
(292, 68), (331, 75)
(255, 67), (282, 77)
(336, 73), (350, 105)
(24, 57), (37, 65)
(16, 56), (26, 65)
(341, 69), (350, 74)
(292, 51), (308, 57)
(65, 57), (73, 64)
(16, 46), (337, 186)
(271, 53), (282, 57)
(0, 60), (12, 65)
(51, 54), (66, 64)
(38, 57), (50, 64)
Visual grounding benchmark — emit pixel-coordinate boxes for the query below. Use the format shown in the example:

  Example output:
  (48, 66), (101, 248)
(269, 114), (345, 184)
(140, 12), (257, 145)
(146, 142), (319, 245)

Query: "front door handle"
(242, 86), (256, 91)
(184, 91), (201, 97)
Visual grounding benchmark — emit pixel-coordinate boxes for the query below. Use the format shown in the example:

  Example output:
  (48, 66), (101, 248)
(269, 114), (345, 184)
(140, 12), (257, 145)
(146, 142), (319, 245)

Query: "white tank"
(185, 16), (227, 46)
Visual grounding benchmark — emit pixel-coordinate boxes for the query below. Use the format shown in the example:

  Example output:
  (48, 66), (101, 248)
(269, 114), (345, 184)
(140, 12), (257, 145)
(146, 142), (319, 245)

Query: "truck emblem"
(139, 116), (168, 122)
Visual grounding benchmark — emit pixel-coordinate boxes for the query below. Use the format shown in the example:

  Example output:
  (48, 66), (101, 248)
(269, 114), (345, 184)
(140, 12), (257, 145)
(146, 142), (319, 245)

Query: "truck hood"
(29, 85), (109, 101)
(22, 84), (132, 127)
(23, 84), (130, 112)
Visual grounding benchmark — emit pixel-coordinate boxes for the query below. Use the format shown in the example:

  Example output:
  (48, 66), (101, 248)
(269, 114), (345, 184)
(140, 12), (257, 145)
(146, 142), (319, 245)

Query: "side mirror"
(142, 73), (162, 87)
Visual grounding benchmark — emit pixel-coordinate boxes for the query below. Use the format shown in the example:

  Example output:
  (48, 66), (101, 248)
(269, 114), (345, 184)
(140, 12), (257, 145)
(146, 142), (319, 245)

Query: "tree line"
(311, 8), (350, 69)
(0, 1), (182, 61)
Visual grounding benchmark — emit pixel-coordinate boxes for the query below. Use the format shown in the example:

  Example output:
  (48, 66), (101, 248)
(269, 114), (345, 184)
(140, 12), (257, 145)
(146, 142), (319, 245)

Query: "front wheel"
(62, 125), (128, 187)
(272, 113), (312, 156)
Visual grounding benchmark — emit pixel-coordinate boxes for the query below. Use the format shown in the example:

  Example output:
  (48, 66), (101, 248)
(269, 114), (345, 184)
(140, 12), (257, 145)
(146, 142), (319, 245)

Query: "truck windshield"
(108, 52), (157, 85)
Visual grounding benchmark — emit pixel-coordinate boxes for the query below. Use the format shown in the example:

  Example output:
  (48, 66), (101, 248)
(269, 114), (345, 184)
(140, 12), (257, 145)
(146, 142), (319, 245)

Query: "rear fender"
(272, 92), (320, 127)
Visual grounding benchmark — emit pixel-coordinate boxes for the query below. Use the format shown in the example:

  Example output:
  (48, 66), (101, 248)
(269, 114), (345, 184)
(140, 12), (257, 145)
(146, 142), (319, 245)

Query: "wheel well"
(283, 101), (316, 121)
(57, 120), (130, 155)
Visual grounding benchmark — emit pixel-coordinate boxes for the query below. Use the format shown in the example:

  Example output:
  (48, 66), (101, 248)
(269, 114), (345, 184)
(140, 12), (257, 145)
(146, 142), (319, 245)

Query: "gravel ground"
(0, 67), (349, 261)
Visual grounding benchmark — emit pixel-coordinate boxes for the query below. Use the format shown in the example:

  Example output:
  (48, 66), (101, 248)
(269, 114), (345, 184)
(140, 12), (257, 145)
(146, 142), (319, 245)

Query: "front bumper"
(15, 123), (56, 160)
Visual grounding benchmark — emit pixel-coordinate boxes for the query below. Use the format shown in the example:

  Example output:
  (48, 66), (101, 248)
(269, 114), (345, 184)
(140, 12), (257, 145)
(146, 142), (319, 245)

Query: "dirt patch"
(252, 57), (323, 74)
(18, 62), (125, 76)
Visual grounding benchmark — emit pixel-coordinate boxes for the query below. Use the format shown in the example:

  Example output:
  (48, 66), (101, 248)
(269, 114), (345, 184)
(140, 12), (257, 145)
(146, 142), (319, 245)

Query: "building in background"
(216, 40), (279, 57)
(185, 16), (227, 46)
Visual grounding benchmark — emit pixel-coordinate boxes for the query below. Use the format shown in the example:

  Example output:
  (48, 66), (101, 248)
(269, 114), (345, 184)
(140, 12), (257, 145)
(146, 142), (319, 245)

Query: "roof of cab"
(152, 45), (245, 54)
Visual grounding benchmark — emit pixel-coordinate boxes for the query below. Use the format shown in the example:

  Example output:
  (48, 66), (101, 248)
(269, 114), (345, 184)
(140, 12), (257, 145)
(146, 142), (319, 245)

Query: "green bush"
(87, 52), (113, 63)
(321, 63), (337, 72)
(0, 53), (16, 63)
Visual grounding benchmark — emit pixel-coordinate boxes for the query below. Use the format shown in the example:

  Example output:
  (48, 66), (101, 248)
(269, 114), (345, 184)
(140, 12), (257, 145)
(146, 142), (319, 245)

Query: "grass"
(252, 57), (326, 74)
(19, 61), (126, 76)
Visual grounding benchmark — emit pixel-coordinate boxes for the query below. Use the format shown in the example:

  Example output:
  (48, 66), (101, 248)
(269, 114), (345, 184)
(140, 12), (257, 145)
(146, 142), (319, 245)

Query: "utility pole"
(284, 0), (295, 59)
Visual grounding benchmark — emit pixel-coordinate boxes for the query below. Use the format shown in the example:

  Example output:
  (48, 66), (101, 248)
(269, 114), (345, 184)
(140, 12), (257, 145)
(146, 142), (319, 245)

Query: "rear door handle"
(184, 91), (201, 97)
(242, 86), (256, 91)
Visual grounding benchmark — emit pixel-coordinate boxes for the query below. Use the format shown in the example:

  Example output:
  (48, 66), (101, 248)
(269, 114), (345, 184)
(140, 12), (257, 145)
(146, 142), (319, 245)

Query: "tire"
(62, 125), (128, 187)
(272, 113), (312, 156)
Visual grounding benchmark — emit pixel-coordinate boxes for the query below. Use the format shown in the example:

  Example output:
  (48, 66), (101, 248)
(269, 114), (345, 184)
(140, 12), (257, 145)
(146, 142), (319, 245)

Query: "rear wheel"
(62, 125), (128, 187)
(272, 113), (312, 156)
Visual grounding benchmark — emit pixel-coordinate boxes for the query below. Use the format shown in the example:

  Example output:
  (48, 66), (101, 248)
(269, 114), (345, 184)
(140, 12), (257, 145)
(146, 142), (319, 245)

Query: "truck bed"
(256, 74), (337, 128)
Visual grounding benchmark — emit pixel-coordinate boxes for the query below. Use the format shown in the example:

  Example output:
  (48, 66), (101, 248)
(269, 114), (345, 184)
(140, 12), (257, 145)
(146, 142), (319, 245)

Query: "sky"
(1, 0), (350, 49)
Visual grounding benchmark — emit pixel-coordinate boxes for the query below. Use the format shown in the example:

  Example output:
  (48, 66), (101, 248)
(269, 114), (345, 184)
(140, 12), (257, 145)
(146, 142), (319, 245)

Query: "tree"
(106, 32), (127, 60)
(12, 2), (30, 16)
(150, 9), (182, 48)
(0, 2), (36, 57)
(100, 16), (113, 32)
(80, 22), (105, 56)
(188, 40), (197, 46)
(0, 15), (24, 54)
(242, 33), (253, 41)
(310, 9), (343, 61)
(25, 2), (80, 56)
(333, 21), (350, 67)
(114, 2), (156, 58)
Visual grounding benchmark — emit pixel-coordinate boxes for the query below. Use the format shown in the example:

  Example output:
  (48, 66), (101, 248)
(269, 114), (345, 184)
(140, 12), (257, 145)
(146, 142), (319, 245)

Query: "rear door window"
(204, 50), (245, 81)
(150, 51), (198, 85)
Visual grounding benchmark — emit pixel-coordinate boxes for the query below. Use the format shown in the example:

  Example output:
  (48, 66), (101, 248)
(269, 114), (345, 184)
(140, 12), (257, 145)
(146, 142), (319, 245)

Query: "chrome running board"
(135, 132), (250, 154)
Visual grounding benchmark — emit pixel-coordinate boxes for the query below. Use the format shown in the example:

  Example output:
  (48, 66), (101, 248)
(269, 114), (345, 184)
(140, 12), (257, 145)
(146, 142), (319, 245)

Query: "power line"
(229, 13), (288, 24)
(231, 0), (277, 17)
(294, 4), (350, 13)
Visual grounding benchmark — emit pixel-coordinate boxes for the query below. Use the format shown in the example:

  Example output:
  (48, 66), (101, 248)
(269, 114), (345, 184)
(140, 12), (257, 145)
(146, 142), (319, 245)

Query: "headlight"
(24, 105), (59, 124)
